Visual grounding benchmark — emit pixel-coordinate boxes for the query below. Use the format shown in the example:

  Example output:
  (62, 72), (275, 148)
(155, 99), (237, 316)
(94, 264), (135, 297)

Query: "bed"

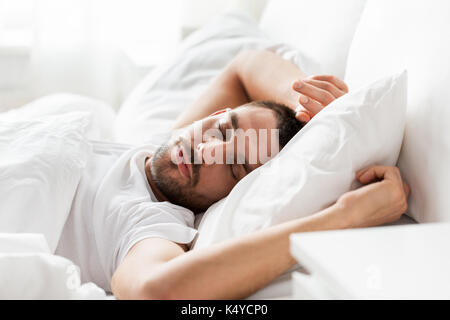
(2, 0), (450, 299)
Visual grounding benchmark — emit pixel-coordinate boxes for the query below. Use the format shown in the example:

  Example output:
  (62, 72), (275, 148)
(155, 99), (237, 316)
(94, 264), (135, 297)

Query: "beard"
(150, 142), (204, 213)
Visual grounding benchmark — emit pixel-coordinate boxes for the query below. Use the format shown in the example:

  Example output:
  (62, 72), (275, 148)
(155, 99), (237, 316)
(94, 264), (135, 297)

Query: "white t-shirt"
(55, 140), (198, 292)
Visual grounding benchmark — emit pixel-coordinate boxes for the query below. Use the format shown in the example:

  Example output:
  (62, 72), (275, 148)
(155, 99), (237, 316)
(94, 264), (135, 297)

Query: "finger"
(295, 104), (313, 122)
(297, 94), (324, 116)
(356, 165), (384, 181)
(293, 81), (335, 106)
(310, 75), (349, 93)
(403, 182), (410, 198)
(356, 166), (370, 180)
(303, 79), (346, 98)
(295, 110), (311, 123)
(357, 166), (401, 185)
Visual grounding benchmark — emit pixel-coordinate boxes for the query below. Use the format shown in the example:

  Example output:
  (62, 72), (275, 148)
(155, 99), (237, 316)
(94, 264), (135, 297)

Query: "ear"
(209, 108), (232, 117)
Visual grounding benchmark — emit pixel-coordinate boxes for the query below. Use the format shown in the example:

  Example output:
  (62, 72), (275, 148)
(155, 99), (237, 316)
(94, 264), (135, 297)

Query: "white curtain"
(1, 0), (182, 109)
(0, 0), (267, 110)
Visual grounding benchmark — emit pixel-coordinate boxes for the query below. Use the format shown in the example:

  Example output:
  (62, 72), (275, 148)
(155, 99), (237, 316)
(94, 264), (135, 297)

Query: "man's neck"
(144, 157), (168, 202)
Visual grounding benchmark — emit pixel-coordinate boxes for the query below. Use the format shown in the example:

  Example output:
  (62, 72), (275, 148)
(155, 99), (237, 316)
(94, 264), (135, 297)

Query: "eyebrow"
(228, 111), (251, 174)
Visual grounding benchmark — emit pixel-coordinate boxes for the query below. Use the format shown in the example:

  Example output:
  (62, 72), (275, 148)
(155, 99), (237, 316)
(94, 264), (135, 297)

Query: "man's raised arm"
(173, 50), (348, 129)
(172, 50), (306, 129)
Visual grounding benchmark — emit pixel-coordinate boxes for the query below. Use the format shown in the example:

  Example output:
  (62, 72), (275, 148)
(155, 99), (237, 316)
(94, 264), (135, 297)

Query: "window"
(0, 0), (34, 51)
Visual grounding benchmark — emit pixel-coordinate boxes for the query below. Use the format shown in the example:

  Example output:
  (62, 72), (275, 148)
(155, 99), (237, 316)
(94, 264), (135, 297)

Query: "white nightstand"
(289, 222), (450, 299)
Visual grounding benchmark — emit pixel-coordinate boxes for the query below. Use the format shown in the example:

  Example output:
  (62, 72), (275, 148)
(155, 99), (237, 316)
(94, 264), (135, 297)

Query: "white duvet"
(0, 98), (114, 299)
(0, 233), (106, 299)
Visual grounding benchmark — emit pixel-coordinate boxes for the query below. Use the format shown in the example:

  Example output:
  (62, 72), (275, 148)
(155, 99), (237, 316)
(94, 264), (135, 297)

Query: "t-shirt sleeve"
(109, 201), (198, 280)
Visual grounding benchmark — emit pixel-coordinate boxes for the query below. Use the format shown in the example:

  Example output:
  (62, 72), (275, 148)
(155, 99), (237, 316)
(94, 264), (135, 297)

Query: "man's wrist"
(318, 200), (354, 231)
(283, 81), (302, 111)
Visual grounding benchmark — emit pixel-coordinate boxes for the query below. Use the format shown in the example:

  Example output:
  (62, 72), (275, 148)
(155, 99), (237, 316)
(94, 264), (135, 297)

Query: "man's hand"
(292, 75), (349, 123)
(337, 166), (410, 228)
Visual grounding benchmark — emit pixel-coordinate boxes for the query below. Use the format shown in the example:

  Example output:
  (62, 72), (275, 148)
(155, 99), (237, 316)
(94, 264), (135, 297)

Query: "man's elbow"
(232, 49), (273, 84)
(112, 275), (177, 300)
(139, 278), (176, 300)
(233, 49), (258, 69)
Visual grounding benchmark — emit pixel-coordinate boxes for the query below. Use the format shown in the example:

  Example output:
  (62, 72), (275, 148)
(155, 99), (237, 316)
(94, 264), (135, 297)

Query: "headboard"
(345, 0), (450, 223)
(259, 0), (367, 78)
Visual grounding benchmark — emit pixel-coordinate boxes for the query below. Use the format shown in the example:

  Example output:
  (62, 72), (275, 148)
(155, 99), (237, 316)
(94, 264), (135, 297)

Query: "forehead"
(232, 106), (278, 132)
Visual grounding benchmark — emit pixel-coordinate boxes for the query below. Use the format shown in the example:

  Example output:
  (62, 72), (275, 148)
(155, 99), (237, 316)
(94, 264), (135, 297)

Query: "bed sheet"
(0, 233), (106, 299)
(0, 95), (114, 299)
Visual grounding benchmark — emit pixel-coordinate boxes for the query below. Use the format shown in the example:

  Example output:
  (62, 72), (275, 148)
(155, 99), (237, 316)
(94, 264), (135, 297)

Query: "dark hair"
(248, 100), (304, 148)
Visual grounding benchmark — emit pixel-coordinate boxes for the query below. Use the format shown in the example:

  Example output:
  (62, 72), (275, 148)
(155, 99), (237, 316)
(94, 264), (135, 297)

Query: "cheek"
(157, 152), (190, 187)
(195, 165), (236, 200)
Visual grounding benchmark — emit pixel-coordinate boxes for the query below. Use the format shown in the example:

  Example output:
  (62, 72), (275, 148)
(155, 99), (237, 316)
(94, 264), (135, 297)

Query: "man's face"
(149, 105), (279, 213)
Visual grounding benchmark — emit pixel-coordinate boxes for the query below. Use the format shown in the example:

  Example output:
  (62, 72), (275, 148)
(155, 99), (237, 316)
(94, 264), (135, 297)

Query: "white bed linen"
(0, 93), (116, 141)
(0, 112), (91, 253)
(0, 233), (105, 299)
(0, 97), (114, 299)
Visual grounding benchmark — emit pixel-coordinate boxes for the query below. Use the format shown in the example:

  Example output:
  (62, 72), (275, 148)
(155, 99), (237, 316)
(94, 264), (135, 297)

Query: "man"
(56, 50), (410, 299)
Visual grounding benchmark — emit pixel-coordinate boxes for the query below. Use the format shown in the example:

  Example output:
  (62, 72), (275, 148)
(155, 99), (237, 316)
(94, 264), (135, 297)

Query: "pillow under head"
(193, 71), (407, 248)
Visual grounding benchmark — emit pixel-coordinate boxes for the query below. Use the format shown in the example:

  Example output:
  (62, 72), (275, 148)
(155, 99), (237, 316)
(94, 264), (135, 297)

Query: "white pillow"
(344, 0), (450, 223)
(0, 112), (90, 252)
(115, 12), (316, 145)
(192, 71), (407, 248)
(259, 0), (367, 78)
(0, 93), (116, 141)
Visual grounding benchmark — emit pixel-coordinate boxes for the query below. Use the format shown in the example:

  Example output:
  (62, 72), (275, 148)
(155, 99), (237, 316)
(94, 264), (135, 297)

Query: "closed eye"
(218, 123), (226, 140)
(229, 164), (237, 180)
(229, 164), (239, 181)
(218, 123), (232, 141)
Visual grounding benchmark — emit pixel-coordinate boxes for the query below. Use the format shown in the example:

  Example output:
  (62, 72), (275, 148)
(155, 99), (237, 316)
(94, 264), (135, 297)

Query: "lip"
(177, 146), (192, 179)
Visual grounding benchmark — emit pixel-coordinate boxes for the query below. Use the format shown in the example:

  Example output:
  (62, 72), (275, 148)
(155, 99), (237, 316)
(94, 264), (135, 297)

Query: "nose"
(197, 138), (231, 165)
